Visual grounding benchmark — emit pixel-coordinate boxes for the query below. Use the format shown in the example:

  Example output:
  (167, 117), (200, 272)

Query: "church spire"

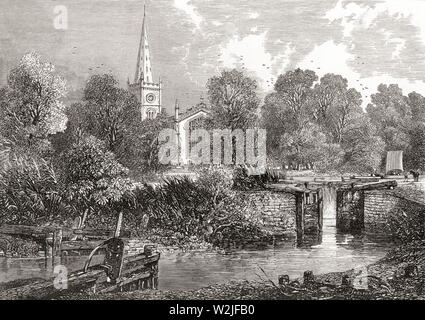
(134, 5), (153, 83)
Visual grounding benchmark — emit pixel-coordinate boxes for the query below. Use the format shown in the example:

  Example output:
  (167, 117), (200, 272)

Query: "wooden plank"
(267, 184), (308, 194)
(72, 228), (131, 238)
(0, 225), (131, 239)
(118, 272), (152, 288)
(61, 240), (105, 251)
(339, 180), (397, 191)
(0, 267), (106, 300)
(96, 272), (152, 294)
(123, 252), (160, 265)
(0, 225), (63, 237)
(122, 264), (150, 277)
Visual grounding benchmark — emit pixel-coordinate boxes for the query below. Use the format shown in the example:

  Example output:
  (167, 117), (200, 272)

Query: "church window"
(147, 109), (155, 119)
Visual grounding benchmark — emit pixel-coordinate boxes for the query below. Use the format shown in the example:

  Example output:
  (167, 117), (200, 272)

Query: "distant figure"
(370, 169), (384, 178)
(410, 170), (420, 182)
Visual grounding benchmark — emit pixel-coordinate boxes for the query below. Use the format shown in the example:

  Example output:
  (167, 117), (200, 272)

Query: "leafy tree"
(74, 74), (140, 152)
(61, 135), (133, 224)
(310, 74), (363, 143)
(272, 68), (317, 128)
(207, 69), (260, 130)
(279, 122), (336, 170)
(261, 69), (317, 167)
(366, 84), (412, 151)
(341, 115), (385, 173)
(118, 113), (173, 174)
(309, 73), (348, 121)
(407, 91), (425, 122)
(405, 122), (425, 171)
(0, 52), (67, 154)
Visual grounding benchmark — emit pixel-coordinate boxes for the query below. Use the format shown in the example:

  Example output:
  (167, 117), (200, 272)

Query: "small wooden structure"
(0, 224), (132, 261)
(0, 237), (160, 299)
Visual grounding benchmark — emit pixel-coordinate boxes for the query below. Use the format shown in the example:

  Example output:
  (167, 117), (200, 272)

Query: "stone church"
(128, 6), (210, 165)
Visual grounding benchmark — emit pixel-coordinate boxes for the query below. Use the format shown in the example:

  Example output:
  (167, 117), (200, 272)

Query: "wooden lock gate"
(0, 237), (160, 299)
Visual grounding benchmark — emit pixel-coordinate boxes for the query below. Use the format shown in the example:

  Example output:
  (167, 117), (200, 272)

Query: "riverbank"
(58, 241), (425, 300)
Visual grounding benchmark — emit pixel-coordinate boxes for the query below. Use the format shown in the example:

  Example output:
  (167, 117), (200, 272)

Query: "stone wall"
(125, 238), (151, 256)
(362, 189), (425, 233)
(243, 190), (297, 236)
(364, 190), (397, 232)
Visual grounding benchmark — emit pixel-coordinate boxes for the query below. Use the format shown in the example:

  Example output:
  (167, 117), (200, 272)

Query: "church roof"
(178, 102), (211, 122)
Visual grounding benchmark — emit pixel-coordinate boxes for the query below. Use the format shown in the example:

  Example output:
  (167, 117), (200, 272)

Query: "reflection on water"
(158, 230), (393, 290)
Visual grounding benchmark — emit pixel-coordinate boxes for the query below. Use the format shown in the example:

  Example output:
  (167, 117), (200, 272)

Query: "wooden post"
(80, 209), (88, 229)
(317, 189), (323, 232)
(295, 192), (305, 243)
(52, 228), (63, 266)
(303, 270), (314, 285)
(341, 275), (350, 286)
(278, 275), (290, 286)
(103, 238), (125, 282)
(44, 233), (49, 267)
(114, 211), (123, 238)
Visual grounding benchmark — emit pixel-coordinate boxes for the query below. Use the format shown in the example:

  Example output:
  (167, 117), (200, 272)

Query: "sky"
(1, 0), (425, 113)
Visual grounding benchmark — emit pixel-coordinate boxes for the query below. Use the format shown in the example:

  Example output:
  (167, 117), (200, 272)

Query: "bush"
(128, 168), (268, 247)
(0, 234), (40, 257)
(0, 155), (71, 225)
(233, 167), (279, 190)
(389, 203), (425, 243)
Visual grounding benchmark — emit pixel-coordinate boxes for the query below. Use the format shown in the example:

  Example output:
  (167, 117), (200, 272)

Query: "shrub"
(0, 234), (40, 257)
(129, 168), (268, 247)
(389, 202), (425, 243)
(0, 154), (70, 225)
(232, 167), (279, 190)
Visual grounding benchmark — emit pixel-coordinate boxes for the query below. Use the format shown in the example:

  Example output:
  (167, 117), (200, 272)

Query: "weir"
(322, 185), (337, 229)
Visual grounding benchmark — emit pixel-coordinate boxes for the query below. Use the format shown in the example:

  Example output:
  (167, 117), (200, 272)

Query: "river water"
(0, 186), (394, 290)
(0, 229), (393, 290)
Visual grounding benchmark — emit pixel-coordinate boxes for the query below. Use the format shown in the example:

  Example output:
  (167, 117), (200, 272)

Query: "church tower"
(128, 6), (162, 120)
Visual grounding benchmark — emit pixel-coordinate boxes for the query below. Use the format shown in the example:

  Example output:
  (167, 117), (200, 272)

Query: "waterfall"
(322, 185), (337, 228)
(317, 185), (339, 247)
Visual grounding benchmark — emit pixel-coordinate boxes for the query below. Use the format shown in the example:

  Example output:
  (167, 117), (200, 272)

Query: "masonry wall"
(125, 239), (151, 256)
(243, 190), (297, 236)
(364, 190), (401, 233)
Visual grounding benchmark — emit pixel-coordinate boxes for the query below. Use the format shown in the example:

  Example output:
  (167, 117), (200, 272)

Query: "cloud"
(326, 0), (425, 45)
(297, 40), (425, 108)
(298, 40), (358, 81)
(220, 31), (294, 91)
(173, 0), (203, 30)
(248, 12), (259, 19)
